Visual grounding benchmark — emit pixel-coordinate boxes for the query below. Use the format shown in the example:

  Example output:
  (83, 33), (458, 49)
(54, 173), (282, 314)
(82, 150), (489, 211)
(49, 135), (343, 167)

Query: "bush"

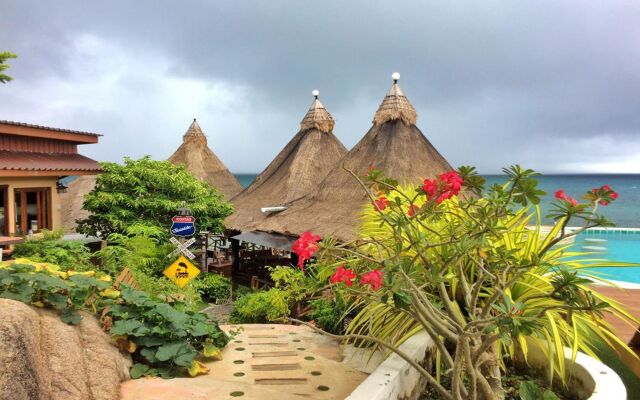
(307, 297), (345, 334)
(77, 156), (234, 239)
(0, 259), (228, 378)
(297, 165), (636, 400)
(129, 268), (205, 312)
(110, 287), (228, 378)
(12, 229), (93, 271)
(229, 288), (290, 323)
(194, 273), (231, 304)
(95, 229), (173, 277)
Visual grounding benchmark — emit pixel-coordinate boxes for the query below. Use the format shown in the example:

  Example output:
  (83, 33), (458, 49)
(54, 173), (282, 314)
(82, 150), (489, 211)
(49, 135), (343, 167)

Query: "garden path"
(120, 324), (368, 399)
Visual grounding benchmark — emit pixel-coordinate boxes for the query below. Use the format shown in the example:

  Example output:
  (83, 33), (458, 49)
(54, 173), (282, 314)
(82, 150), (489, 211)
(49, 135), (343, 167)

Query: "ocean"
(234, 174), (640, 228)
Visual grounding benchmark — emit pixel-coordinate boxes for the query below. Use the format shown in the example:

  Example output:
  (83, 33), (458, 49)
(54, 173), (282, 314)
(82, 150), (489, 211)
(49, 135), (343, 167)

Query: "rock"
(0, 299), (131, 400)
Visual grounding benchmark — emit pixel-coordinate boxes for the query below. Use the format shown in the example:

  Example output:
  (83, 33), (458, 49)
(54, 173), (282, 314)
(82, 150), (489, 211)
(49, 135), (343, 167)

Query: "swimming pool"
(568, 229), (640, 284)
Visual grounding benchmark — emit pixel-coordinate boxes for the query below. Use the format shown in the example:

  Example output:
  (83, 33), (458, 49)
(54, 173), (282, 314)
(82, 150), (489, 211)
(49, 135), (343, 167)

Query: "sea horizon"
(234, 173), (640, 228)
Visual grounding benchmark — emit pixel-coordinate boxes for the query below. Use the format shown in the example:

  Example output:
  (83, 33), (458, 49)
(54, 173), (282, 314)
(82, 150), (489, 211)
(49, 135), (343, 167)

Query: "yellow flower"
(187, 360), (210, 377)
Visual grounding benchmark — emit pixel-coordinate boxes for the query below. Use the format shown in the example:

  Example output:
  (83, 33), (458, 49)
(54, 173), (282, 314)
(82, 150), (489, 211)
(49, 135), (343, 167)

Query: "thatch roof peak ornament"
(373, 72), (418, 126)
(169, 119), (242, 199)
(300, 90), (335, 134)
(183, 118), (207, 144)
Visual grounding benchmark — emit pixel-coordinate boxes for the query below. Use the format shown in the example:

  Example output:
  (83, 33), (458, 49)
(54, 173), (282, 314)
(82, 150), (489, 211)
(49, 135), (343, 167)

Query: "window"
(14, 188), (51, 234)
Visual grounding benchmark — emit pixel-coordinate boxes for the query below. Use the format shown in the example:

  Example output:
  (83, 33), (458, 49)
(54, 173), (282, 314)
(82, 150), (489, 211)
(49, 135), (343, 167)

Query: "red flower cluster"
(360, 269), (384, 291)
(373, 196), (390, 211)
(422, 171), (464, 204)
(592, 185), (619, 206)
(292, 231), (321, 269)
(329, 264), (357, 286)
(329, 267), (384, 291)
(554, 189), (579, 206)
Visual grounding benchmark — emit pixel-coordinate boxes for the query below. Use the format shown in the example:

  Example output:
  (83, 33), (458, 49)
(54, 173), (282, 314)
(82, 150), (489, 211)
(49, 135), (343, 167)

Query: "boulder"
(0, 299), (131, 400)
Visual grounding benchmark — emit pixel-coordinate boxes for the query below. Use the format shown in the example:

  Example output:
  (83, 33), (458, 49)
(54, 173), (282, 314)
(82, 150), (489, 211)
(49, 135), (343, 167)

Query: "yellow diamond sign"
(163, 255), (200, 288)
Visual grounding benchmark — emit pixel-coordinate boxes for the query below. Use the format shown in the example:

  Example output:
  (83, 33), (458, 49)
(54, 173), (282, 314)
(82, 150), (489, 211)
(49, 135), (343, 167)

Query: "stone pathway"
(120, 324), (368, 399)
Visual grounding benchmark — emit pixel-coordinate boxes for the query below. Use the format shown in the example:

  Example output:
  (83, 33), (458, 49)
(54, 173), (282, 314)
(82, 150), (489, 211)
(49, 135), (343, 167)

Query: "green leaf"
(110, 319), (149, 336)
(519, 381), (541, 400)
(155, 342), (198, 367)
(60, 309), (83, 325)
(130, 363), (151, 379)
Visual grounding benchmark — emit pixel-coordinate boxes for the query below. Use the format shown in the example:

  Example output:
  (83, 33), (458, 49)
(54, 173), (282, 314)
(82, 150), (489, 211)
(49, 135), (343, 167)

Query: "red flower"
(360, 269), (383, 291)
(422, 171), (464, 204)
(373, 197), (390, 211)
(292, 231), (321, 269)
(329, 264), (357, 286)
(554, 189), (567, 200)
(567, 197), (579, 207)
(591, 185), (618, 206)
(422, 178), (439, 197)
(407, 204), (420, 217)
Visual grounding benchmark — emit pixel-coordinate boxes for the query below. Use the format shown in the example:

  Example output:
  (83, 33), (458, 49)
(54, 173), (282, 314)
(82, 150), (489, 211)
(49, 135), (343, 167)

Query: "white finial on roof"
(300, 90), (335, 133)
(373, 73), (417, 126)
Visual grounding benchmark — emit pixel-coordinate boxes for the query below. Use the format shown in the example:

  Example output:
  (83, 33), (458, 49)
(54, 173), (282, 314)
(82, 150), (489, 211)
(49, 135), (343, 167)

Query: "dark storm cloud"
(1, 1), (639, 172)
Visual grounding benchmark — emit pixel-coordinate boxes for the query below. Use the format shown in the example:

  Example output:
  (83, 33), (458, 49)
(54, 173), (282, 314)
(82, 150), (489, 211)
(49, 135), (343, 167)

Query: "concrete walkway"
(120, 324), (367, 399)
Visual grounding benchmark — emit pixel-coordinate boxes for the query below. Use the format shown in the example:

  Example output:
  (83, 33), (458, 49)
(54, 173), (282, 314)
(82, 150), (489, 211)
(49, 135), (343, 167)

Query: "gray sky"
(1, 1), (639, 173)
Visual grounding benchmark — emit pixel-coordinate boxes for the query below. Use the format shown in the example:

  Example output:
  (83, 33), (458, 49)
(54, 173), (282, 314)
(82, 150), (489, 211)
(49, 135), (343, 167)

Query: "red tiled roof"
(0, 120), (101, 137)
(0, 151), (101, 172)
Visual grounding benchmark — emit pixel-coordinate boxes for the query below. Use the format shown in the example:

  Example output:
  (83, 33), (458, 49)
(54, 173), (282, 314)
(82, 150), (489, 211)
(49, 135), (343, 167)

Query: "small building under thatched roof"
(169, 119), (242, 199)
(248, 74), (453, 242)
(226, 92), (348, 233)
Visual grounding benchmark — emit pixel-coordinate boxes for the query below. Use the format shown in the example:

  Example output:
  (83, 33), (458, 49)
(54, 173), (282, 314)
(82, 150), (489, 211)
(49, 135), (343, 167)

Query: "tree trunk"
(476, 347), (505, 400)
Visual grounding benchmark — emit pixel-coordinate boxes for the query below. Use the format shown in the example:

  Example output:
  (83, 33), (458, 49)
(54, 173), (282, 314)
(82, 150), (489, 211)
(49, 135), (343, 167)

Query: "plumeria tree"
(289, 166), (635, 400)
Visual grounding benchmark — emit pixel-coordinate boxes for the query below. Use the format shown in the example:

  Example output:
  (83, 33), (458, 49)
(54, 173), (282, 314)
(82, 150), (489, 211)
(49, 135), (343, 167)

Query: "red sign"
(172, 216), (195, 223)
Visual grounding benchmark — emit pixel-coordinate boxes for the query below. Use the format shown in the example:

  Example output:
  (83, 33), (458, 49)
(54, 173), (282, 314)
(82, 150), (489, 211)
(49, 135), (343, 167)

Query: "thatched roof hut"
(59, 175), (97, 233)
(249, 74), (453, 242)
(226, 92), (348, 232)
(168, 120), (242, 199)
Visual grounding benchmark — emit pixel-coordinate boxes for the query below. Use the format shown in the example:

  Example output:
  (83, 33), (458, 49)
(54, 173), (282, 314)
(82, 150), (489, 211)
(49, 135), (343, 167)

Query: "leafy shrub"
(229, 288), (290, 323)
(297, 165), (636, 400)
(307, 297), (345, 334)
(109, 287), (229, 378)
(129, 268), (205, 312)
(77, 156), (234, 240)
(0, 259), (228, 378)
(96, 229), (173, 276)
(194, 273), (231, 304)
(12, 229), (93, 271)
(0, 260), (114, 324)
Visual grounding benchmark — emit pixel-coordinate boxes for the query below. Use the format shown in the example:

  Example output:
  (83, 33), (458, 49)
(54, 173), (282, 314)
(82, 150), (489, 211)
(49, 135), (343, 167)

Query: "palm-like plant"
(303, 166), (637, 400)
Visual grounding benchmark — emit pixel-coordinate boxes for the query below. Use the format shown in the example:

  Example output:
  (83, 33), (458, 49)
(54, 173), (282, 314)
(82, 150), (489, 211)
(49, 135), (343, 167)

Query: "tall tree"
(0, 52), (17, 83)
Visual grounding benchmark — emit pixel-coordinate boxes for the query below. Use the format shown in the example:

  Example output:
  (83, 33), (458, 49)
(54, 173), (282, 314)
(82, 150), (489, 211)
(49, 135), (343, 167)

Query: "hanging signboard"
(163, 255), (200, 288)
(170, 215), (196, 237)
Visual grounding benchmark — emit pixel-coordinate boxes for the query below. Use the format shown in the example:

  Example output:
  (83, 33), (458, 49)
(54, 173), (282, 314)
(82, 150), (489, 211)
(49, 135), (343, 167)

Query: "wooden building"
(0, 120), (101, 243)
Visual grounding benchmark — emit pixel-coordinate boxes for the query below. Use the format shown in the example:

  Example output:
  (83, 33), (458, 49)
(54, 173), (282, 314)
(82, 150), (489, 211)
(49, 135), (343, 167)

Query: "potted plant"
(289, 166), (636, 400)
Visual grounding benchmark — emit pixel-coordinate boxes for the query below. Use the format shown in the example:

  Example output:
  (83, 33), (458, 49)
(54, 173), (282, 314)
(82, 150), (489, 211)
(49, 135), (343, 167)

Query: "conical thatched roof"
(226, 93), (348, 232)
(59, 175), (97, 233)
(250, 75), (453, 242)
(168, 120), (242, 199)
